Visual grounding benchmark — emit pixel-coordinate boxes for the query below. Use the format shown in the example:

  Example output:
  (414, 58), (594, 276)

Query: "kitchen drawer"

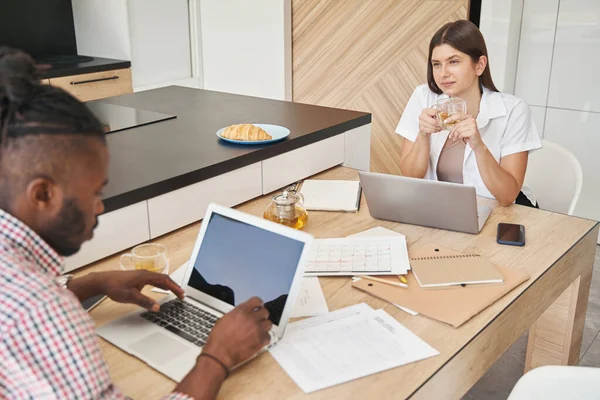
(64, 201), (150, 272)
(49, 68), (133, 102)
(148, 163), (263, 238)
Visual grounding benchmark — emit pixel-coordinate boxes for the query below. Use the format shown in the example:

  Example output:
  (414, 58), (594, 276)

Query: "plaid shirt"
(0, 209), (190, 400)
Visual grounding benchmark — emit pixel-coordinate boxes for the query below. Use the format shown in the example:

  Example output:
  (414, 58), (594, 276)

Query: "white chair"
(507, 365), (600, 399)
(523, 140), (582, 215)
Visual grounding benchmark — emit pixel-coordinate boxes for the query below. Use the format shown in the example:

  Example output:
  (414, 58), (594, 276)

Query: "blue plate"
(216, 124), (290, 145)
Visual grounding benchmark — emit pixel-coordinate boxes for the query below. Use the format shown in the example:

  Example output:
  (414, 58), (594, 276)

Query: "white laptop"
(96, 203), (313, 382)
(358, 171), (493, 234)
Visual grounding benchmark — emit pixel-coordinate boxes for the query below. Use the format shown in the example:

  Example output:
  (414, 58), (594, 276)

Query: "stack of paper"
(305, 236), (410, 277)
(269, 303), (438, 393)
(300, 180), (362, 212)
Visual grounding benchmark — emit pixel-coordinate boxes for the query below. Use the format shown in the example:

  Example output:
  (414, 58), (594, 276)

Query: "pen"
(359, 275), (407, 288)
(399, 275), (408, 284)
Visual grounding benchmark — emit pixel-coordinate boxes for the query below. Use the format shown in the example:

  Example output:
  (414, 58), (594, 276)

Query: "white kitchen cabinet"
(514, 0), (559, 107)
(547, 0), (600, 113)
(544, 108), (600, 222)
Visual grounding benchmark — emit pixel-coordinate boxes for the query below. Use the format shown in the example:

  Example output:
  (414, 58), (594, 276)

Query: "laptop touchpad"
(129, 332), (189, 366)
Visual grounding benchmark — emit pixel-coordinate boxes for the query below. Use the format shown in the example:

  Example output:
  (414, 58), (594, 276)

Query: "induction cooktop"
(86, 102), (176, 134)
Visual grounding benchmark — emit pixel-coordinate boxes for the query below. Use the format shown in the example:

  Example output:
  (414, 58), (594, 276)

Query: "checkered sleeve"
(1, 288), (127, 399)
(1, 289), (194, 400)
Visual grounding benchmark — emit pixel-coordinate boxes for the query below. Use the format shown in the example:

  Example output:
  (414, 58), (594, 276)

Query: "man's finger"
(240, 297), (264, 312)
(260, 319), (273, 332)
(253, 307), (270, 321)
(146, 273), (185, 299)
(130, 291), (160, 312)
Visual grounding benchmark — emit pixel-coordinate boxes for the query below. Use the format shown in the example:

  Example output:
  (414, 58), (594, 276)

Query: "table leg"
(525, 255), (594, 371)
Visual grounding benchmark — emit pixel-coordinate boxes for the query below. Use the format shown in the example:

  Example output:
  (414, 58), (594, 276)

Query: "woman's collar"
(477, 87), (507, 129)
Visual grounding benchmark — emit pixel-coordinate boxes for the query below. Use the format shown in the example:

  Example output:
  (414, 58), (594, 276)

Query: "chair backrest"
(523, 140), (582, 215)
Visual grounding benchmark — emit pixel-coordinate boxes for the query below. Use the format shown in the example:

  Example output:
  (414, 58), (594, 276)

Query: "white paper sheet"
(270, 306), (438, 393)
(350, 228), (416, 315)
(347, 226), (405, 239)
(305, 236), (410, 277)
(290, 277), (329, 318)
(289, 302), (374, 331)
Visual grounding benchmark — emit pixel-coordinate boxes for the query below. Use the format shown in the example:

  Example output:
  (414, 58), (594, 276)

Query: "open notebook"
(300, 180), (361, 212)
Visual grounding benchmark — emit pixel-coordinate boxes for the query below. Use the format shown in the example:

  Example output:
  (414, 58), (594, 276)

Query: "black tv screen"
(0, 0), (77, 59)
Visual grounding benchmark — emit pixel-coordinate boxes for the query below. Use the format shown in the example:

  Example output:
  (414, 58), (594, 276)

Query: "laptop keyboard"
(140, 299), (220, 347)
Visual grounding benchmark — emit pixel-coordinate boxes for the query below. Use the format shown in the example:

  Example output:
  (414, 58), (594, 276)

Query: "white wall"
(200, 0), (292, 100)
(514, 0), (559, 109)
(479, 0), (524, 93)
(127, 0), (192, 88)
(72, 0), (202, 91)
(512, 0), (600, 228)
(547, 0), (600, 113)
(72, 0), (132, 60)
(72, 0), (291, 95)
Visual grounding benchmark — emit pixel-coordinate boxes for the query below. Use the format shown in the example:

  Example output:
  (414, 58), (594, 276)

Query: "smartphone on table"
(496, 223), (525, 246)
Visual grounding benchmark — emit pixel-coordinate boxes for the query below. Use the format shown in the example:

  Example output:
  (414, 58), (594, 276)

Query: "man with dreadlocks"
(0, 48), (272, 399)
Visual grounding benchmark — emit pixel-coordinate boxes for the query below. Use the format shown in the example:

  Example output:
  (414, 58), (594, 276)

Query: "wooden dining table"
(84, 166), (599, 399)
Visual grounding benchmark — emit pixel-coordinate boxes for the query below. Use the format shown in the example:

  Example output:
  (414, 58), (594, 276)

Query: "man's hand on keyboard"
(202, 297), (272, 368)
(69, 270), (185, 312)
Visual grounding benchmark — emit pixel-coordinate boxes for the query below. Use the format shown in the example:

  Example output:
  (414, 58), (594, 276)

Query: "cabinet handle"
(71, 76), (119, 85)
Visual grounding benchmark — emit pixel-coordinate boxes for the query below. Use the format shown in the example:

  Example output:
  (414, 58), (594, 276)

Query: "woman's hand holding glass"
(445, 113), (484, 151)
(418, 108), (442, 137)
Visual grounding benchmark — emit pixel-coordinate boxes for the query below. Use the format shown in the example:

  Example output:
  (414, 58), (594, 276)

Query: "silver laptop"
(358, 171), (492, 234)
(97, 203), (313, 382)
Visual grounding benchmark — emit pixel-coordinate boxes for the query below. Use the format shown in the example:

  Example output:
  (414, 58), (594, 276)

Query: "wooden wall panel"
(292, 0), (468, 174)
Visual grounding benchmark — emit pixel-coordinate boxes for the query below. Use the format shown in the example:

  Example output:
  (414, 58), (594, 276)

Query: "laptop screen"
(187, 212), (305, 325)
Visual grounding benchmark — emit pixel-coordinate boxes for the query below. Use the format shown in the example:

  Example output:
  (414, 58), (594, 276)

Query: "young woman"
(397, 20), (542, 207)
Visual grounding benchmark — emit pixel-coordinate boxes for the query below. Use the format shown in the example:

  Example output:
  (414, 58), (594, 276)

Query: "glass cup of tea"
(436, 97), (467, 131)
(120, 243), (169, 274)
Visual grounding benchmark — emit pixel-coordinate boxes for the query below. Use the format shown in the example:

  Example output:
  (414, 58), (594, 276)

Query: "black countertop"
(98, 86), (371, 213)
(40, 56), (131, 79)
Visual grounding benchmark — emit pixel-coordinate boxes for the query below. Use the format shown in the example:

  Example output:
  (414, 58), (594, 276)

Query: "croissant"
(221, 124), (272, 141)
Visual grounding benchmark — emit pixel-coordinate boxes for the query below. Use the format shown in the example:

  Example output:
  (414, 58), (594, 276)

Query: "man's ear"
(26, 177), (63, 214)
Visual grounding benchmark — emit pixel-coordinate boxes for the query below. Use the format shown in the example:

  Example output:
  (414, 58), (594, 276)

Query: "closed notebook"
(352, 266), (529, 328)
(300, 180), (361, 212)
(410, 243), (504, 288)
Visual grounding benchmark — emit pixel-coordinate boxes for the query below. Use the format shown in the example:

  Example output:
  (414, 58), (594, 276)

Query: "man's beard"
(41, 198), (97, 257)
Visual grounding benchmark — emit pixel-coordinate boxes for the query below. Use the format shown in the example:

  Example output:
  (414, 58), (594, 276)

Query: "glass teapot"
(263, 188), (308, 230)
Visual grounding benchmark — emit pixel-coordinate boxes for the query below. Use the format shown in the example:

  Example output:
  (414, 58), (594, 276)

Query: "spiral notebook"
(410, 243), (504, 288)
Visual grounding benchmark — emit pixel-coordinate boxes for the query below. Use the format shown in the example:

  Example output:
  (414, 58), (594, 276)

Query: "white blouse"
(396, 84), (543, 204)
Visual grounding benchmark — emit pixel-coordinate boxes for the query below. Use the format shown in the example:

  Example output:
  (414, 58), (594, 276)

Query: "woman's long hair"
(427, 20), (499, 94)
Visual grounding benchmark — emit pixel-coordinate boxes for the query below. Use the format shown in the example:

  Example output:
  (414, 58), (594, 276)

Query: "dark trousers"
(516, 191), (538, 209)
